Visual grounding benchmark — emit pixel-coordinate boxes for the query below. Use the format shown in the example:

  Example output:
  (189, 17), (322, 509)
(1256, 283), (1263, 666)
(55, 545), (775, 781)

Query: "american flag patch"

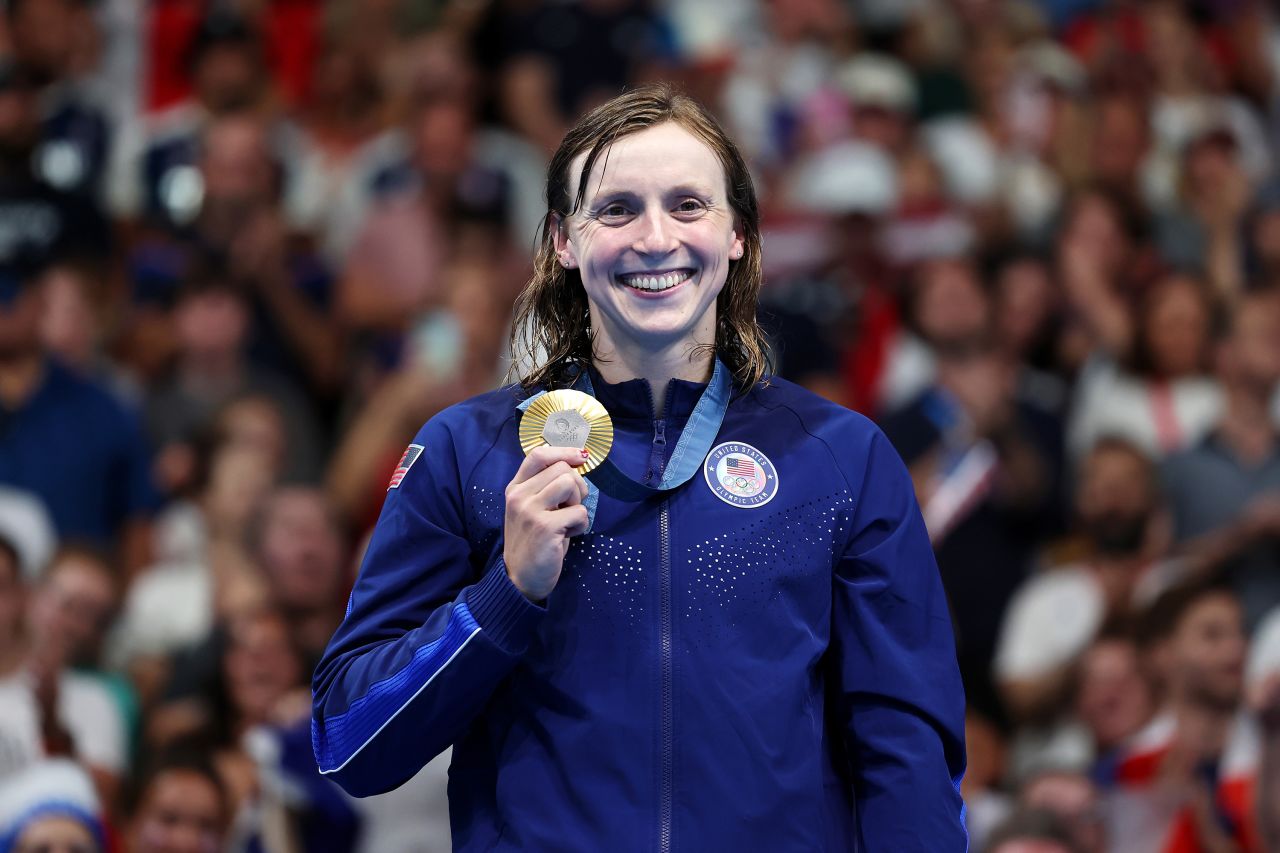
(388, 444), (424, 489)
(726, 457), (756, 478)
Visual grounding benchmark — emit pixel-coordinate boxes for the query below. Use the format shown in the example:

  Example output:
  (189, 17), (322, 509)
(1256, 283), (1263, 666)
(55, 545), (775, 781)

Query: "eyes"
(595, 197), (708, 223)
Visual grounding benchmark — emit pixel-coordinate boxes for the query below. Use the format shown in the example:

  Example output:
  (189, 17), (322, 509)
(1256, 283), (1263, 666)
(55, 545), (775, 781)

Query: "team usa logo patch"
(387, 444), (424, 489)
(703, 442), (779, 508)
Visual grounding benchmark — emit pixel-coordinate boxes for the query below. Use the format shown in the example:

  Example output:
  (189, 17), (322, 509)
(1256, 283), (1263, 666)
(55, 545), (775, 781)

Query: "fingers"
(538, 470), (587, 509)
(511, 445), (588, 486)
(510, 461), (586, 506)
(549, 504), (590, 538)
(508, 447), (590, 512)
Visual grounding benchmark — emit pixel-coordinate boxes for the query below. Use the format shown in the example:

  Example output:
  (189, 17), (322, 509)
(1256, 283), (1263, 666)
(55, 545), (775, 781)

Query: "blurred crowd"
(2, 0), (1280, 850)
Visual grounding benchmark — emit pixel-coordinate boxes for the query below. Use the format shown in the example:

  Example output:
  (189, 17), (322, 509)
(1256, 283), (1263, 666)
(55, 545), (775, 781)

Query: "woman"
(312, 84), (967, 850)
(1068, 271), (1222, 460)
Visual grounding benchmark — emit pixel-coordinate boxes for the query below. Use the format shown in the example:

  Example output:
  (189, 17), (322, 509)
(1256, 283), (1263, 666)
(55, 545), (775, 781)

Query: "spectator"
(0, 542), (127, 805)
(110, 11), (279, 226)
(289, 35), (392, 247)
(150, 606), (359, 851)
(327, 249), (518, 526)
(143, 265), (323, 488)
(1160, 290), (1280, 630)
(111, 438), (278, 707)
(335, 52), (528, 352)
(0, 208), (155, 569)
(1076, 635), (1157, 775)
(878, 254), (992, 413)
(124, 111), (342, 397)
(1104, 581), (1258, 853)
(0, 54), (113, 274)
(123, 746), (229, 853)
(7, 0), (114, 202)
(990, 248), (1068, 416)
(1155, 123), (1251, 300)
(995, 437), (1170, 723)
(0, 758), (105, 853)
(37, 263), (129, 397)
(884, 326), (1064, 724)
(1069, 271), (1223, 460)
(249, 487), (348, 670)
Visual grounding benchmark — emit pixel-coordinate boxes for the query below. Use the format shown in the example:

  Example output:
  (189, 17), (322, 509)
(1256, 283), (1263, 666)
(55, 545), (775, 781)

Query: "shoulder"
(745, 375), (888, 458)
(408, 384), (526, 472)
(44, 362), (136, 423)
(428, 384), (526, 435)
(1160, 439), (1218, 480)
(745, 375), (880, 442)
(741, 376), (899, 492)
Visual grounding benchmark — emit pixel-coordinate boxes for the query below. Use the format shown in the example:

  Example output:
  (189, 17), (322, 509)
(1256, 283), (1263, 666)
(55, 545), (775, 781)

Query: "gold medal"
(518, 389), (614, 474)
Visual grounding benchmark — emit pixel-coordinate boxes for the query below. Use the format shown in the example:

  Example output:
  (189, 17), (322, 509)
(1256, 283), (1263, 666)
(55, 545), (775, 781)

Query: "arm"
(311, 413), (544, 797)
(1059, 238), (1133, 360)
(1170, 494), (1280, 583)
(830, 428), (968, 850)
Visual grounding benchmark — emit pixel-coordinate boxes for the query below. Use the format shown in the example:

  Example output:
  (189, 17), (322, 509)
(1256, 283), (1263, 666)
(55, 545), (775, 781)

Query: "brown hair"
(509, 82), (769, 392)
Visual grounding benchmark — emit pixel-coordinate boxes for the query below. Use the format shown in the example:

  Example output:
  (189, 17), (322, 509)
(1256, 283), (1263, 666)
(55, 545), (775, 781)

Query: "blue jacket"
(312, 370), (967, 851)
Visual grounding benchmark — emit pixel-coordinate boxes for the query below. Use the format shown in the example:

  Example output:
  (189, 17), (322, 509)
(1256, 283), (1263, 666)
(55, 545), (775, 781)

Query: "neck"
(0, 351), (44, 407)
(591, 327), (721, 414)
(592, 339), (715, 418)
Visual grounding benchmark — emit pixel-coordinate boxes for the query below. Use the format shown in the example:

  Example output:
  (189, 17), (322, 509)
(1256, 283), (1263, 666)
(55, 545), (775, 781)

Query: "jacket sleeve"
(831, 426), (968, 851)
(311, 411), (542, 797)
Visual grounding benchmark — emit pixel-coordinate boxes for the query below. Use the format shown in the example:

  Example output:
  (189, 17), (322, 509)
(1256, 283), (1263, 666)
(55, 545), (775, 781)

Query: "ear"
(729, 221), (745, 261)
(551, 213), (578, 270)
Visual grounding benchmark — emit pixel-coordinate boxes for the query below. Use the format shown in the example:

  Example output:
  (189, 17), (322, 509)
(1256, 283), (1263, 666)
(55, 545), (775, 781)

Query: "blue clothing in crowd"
(0, 360), (158, 544)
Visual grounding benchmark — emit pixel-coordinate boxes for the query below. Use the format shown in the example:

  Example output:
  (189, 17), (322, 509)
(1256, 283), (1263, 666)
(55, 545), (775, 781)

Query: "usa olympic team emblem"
(703, 442), (779, 508)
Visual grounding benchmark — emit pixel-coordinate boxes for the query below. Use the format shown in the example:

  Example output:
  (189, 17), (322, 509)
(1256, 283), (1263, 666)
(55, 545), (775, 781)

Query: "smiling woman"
(312, 83), (969, 852)
(511, 84), (766, 404)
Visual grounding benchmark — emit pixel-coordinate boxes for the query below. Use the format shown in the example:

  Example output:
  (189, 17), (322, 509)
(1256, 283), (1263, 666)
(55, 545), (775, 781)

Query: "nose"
(632, 208), (678, 257)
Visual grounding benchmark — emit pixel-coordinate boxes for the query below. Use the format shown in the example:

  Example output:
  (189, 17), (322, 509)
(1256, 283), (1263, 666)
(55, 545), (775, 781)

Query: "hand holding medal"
(503, 391), (612, 602)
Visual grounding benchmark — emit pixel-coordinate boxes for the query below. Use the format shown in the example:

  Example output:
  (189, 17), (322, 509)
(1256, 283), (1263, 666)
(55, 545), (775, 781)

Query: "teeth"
(620, 270), (692, 292)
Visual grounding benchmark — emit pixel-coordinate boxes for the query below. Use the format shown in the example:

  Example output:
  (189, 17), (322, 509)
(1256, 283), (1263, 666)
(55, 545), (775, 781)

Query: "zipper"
(658, 498), (673, 853)
(647, 418), (667, 484)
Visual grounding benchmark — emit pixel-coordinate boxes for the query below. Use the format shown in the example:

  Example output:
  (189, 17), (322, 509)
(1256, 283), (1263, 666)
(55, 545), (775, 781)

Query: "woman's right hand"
(503, 446), (590, 601)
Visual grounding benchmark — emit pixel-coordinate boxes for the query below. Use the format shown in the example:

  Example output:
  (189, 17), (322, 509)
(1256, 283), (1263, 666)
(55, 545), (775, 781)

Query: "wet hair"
(509, 82), (769, 393)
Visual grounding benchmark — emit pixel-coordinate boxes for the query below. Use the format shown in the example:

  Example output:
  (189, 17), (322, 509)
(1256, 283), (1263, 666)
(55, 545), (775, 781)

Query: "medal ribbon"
(517, 358), (732, 528)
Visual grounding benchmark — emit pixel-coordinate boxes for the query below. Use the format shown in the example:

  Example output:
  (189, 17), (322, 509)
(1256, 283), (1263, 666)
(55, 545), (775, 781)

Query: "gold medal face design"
(519, 389), (614, 474)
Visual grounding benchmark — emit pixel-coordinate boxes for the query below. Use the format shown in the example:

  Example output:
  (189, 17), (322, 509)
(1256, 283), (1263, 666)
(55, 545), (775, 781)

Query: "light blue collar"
(517, 358), (732, 530)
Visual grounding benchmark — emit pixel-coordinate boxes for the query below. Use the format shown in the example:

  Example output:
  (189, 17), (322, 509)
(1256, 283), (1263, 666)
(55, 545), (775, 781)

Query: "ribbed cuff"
(463, 557), (545, 655)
